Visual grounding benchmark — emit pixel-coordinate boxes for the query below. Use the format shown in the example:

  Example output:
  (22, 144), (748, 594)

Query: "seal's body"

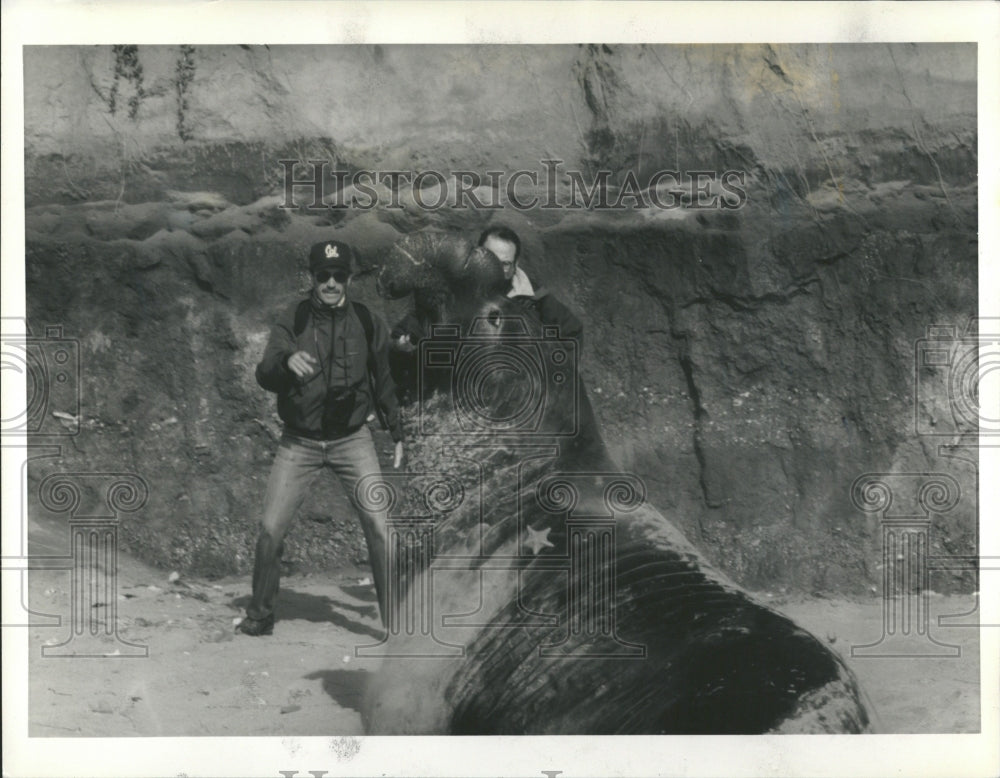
(364, 232), (870, 734)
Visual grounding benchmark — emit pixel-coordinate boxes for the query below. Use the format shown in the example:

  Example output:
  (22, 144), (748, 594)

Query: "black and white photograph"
(3, 2), (998, 777)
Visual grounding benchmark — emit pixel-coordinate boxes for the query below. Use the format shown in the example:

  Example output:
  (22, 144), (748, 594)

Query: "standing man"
(237, 239), (404, 636)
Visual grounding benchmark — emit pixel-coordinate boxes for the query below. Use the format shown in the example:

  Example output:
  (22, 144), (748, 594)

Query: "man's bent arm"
(369, 313), (405, 442)
(538, 294), (584, 348)
(256, 314), (297, 393)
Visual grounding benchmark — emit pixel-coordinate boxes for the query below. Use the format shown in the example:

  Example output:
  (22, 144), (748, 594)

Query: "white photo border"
(2, 2), (998, 777)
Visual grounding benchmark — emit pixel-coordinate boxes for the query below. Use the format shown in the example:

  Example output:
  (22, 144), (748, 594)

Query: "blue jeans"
(247, 426), (388, 625)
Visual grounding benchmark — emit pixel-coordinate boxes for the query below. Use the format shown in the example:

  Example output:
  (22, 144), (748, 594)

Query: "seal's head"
(377, 232), (508, 329)
(452, 246), (508, 300)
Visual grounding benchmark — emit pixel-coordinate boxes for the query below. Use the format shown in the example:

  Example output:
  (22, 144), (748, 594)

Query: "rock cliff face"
(22, 44), (977, 593)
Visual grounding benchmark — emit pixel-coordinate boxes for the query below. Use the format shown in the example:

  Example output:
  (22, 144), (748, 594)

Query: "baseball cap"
(309, 240), (355, 275)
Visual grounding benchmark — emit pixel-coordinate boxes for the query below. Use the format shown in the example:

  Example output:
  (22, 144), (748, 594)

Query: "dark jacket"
(510, 289), (584, 347)
(256, 296), (403, 442)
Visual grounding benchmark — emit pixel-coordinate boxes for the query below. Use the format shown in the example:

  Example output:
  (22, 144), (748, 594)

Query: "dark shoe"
(235, 614), (274, 636)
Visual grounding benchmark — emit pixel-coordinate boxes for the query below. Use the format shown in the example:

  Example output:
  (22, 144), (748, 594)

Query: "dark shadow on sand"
(304, 668), (372, 713)
(229, 588), (382, 639)
(338, 583), (378, 602)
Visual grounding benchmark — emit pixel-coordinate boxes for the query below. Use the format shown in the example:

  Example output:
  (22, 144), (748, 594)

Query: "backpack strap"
(352, 301), (375, 367)
(292, 298), (311, 337)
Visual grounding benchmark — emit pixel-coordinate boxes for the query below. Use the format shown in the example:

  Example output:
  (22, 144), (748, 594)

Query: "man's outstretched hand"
(286, 351), (318, 378)
(393, 441), (405, 469)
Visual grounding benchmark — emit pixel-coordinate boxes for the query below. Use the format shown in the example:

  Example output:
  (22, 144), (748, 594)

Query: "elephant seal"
(363, 231), (871, 735)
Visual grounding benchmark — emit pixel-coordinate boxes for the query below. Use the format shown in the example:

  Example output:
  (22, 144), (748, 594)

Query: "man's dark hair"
(477, 225), (521, 261)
